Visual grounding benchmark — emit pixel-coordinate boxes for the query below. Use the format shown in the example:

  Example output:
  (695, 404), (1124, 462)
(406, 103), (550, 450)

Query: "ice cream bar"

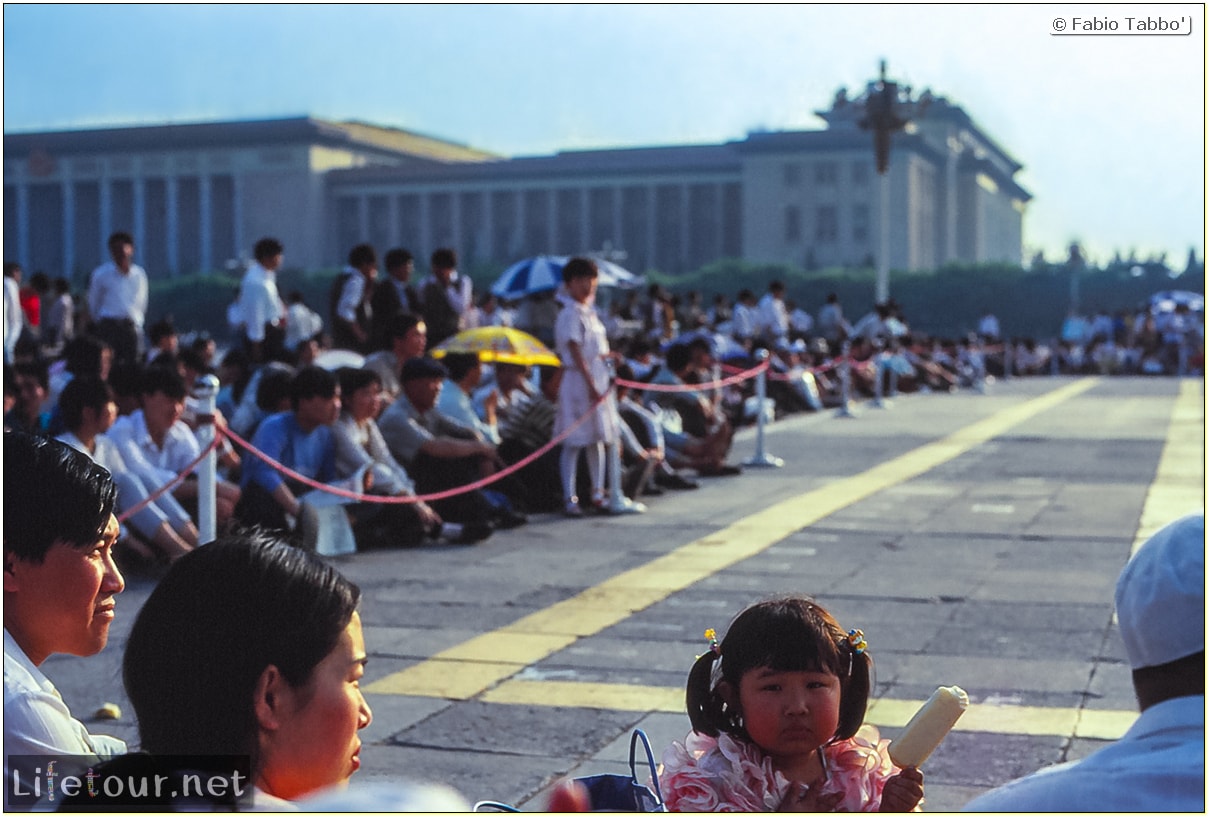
(887, 685), (968, 768)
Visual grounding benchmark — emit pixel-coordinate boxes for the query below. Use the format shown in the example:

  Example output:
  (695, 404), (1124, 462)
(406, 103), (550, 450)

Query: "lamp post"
(856, 61), (927, 304)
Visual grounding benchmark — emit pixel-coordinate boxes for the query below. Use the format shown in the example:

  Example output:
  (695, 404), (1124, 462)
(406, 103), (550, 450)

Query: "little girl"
(660, 597), (924, 812)
(553, 257), (619, 515)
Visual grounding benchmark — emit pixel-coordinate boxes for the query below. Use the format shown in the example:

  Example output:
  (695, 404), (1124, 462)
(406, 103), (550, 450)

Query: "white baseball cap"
(1114, 514), (1205, 670)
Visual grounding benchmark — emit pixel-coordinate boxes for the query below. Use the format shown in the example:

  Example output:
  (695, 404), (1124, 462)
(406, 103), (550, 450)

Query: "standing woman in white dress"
(554, 257), (619, 516)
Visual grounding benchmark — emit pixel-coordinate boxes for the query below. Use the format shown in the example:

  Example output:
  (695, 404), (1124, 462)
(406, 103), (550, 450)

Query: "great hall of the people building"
(3, 86), (1030, 283)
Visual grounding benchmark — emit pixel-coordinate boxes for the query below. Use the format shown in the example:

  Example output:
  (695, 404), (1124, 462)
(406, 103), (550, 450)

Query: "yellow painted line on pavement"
(476, 679), (1137, 740)
(366, 378), (1100, 700)
(1130, 379), (1205, 554)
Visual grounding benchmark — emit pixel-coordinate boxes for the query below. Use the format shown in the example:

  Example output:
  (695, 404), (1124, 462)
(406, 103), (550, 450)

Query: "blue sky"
(3, 3), (1204, 268)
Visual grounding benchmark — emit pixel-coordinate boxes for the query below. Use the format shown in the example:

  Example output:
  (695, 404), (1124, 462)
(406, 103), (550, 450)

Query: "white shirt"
(964, 696), (1204, 812)
(756, 293), (789, 339)
(3, 276), (22, 360)
(239, 262), (285, 343)
(88, 261), (148, 327)
(730, 302), (756, 339)
(3, 629), (127, 788)
(335, 267), (369, 324)
(285, 302), (324, 350)
(55, 430), (125, 473)
(108, 409), (202, 486)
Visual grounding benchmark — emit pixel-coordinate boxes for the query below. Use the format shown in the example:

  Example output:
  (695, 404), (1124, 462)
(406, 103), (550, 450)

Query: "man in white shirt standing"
(87, 231), (148, 368)
(755, 281), (790, 344)
(239, 237), (287, 363)
(3, 432), (127, 805)
(3, 262), (24, 364)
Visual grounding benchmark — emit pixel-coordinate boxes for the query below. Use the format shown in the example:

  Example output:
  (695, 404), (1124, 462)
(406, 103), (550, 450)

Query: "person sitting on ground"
(6, 360), (52, 435)
(615, 363), (699, 494)
(236, 366), (369, 536)
(3, 432), (127, 803)
(646, 342), (739, 477)
(108, 365), (241, 528)
(56, 376), (197, 562)
(283, 290), (325, 359)
(964, 513), (1204, 811)
(363, 311), (427, 404)
(497, 364), (566, 513)
(145, 316), (178, 366)
(99, 531), (434, 808)
(476, 360), (534, 440)
(332, 366), (488, 546)
(379, 356), (523, 533)
(437, 351), (500, 444)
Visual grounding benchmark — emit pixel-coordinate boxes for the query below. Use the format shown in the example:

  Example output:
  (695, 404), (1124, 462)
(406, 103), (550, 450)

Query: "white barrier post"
(193, 373), (220, 544)
(835, 341), (856, 419)
(743, 349), (784, 468)
(605, 360), (646, 515)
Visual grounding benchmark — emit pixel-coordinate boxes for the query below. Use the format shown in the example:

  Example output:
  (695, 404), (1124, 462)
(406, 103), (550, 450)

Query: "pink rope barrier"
(614, 360), (767, 393)
(220, 390), (608, 505)
(115, 434), (222, 523)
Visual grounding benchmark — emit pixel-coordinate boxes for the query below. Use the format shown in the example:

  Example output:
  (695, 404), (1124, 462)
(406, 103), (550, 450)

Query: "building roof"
(3, 116), (498, 163)
(330, 141), (741, 185)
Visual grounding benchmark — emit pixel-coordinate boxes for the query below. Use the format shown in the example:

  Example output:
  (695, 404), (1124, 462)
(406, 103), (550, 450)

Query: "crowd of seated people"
(7, 237), (1200, 565)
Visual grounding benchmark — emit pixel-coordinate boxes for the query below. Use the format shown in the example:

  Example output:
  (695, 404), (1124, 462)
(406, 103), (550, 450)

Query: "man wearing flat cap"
(965, 513), (1205, 811)
(378, 357), (524, 534)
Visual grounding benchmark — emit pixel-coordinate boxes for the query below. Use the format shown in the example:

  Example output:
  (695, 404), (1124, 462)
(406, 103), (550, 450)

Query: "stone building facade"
(3, 92), (1029, 282)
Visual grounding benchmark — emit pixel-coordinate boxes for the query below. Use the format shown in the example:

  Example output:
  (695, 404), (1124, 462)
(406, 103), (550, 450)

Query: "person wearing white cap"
(964, 513), (1205, 811)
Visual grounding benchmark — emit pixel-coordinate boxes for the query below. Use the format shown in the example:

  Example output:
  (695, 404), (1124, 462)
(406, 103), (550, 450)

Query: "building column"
(165, 176), (179, 277)
(62, 180), (76, 281)
(944, 133), (961, 264)
(646, 185), (657, 272)
(99, 176), (112, 257)
(612, 186), (623, 251)
(199, 175), (212, 273)
(547, 188), (558, 253)
(133, 177), (146, 250)
(514, 190), (526, 257)
(451, 189), (462, 252)
(680, 184), (690, 273)
(388, 193), (399, 247)
(231, 174), (245, 259)
(15, 183), (30, 271)
(579, 188), (590, 253)
(419, 192), (431, 255)
(482, 188), (495, 260)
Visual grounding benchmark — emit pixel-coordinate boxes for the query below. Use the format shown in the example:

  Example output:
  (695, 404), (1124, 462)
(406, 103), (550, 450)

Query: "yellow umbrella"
(430, 326), (561, 367)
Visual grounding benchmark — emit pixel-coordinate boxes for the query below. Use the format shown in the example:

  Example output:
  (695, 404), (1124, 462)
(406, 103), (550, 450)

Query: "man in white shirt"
(965, 514), (1205, 812)
(87, 231), (148, 367)
(4, 432), (127, 806)
(3, 262), (24, 364)
(331, 243), (378, 353)
(108, 366), (241, 528)
(419, 247), (473, 347)
(729, 289), (758, 347)
(239, 237), (287, 363)
(755, 281), (790, 343)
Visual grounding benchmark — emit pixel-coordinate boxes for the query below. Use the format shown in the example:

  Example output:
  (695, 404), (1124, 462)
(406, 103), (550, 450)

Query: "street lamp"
(856, 61), (928, 303)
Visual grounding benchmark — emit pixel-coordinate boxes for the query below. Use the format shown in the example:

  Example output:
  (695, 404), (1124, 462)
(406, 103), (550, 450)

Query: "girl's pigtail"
(685, 649), (727, 736)
(836, 631), (873, 740)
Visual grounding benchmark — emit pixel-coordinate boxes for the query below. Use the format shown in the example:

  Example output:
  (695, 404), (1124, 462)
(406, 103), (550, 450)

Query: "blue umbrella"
(491, 255), (569, 299)
(492, 255), (645, 299)
(1149, 289), (1205, 314)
